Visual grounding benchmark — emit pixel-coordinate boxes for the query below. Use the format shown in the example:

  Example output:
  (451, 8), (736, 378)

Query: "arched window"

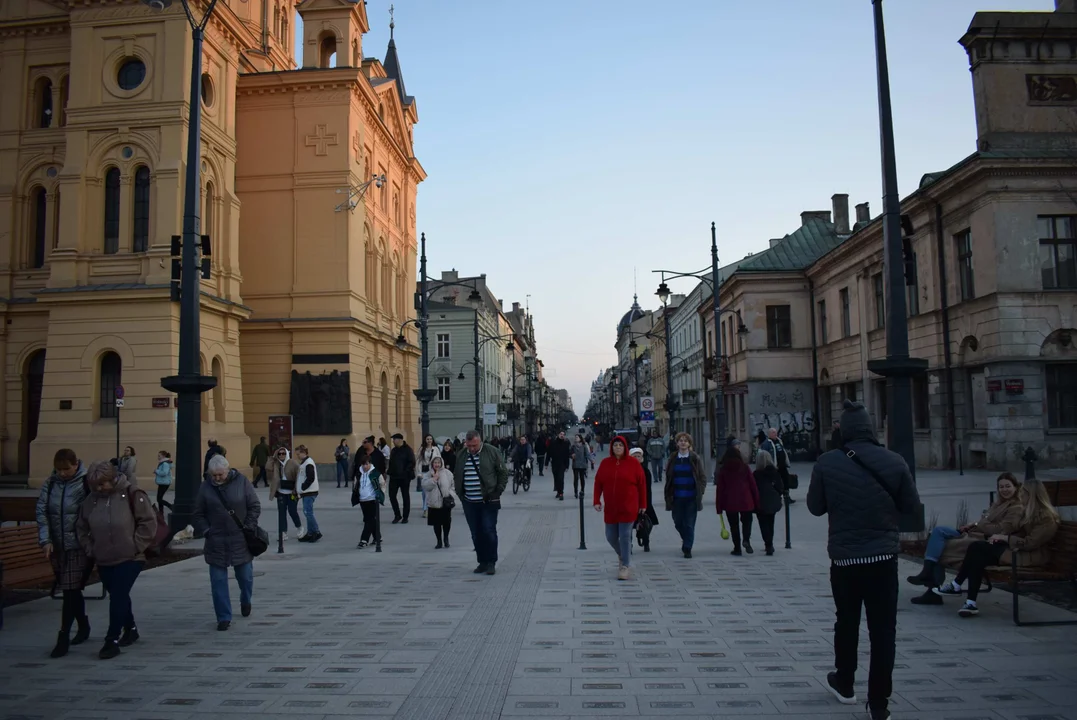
(381, 257), (391, 310)
(394, 376), (401, 427)
(211, 357), (224, 421)
(352, 39), (359, 67)
(29, 187), (47, 268)
(52, 189), (61, 253)
(132, 165), (151, 252)
(34, 77), (52, 129)
(203, 180), (215, 240)
(103, 167), (120, 254)
(59, 76), (69, 127)
(273, 4), (280, 41)
(281, 17), (289, 51)
(320, 34), (337, 68)
(365, 368), (374, 429)
(380, 372), (389, 434)
(99, 352), (121, 420)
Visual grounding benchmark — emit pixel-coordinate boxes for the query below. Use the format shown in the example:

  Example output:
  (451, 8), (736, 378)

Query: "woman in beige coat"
(421, 456), (456, 549)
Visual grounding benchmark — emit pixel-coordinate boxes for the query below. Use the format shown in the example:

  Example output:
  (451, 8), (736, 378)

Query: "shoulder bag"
(841, 446), (899, 506)
(213, 483), (269, 557)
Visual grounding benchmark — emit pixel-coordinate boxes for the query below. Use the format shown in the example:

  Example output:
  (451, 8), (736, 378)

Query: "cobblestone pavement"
(2, 463), (1077, 719)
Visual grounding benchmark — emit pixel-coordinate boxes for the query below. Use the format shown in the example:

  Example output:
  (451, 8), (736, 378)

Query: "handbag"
(841, 446), (898, 505)
(787, 473), (799, 490)
(213, 484), (269, 557)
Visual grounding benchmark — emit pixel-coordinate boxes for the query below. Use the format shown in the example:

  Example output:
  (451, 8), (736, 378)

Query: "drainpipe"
(935, 201), (957, 469)
(808, 279), (821, 459)
(262, 0), (270, 55)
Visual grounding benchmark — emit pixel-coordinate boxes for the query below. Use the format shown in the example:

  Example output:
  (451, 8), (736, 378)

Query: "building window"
(116, 58), (146, 91)
(30, 187), (47, 268)
(34, 76), (53, 128)
(839, 287), (851, 338)
(1038, 216), (1076, 290)
(841, 382), (856, 403)
(59, 76), (68, 127)
(1047, 363), (1077, 429)
(906, 252), (919, 316)
(765, 305), (791, 349)
(817, 299), (827, 345)
(912, 375), (930, 430)
(103, 167), (120, 254)
(99, 351), (122, 420)
(132, 165), (151, 252)
(872, 272), (885, 329)
(955, 229), (975, 301)
(436, 332), (450, 359)
(437, 376), (451, 402)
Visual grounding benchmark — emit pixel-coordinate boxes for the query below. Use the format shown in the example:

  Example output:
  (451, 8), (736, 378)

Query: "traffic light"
(170, 235), (181, 302)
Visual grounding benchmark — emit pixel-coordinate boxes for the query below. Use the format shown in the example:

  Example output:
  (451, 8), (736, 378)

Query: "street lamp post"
(144, 0), (221, 533)
(867, 0), (926, 531)
(460, 324), (515, 436)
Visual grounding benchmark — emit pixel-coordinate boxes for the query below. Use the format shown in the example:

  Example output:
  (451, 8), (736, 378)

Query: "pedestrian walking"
(534, 433), (548, 476)
(549, 430), (571, 499)
(249, 436), (271, 488)
(441, 439), (457, 480)
(423, 456), (457, 549)
(354, 435), (385, 479)
(295, 445), (321, 542)
(76, 461), (157, 660)
(418, 434), (441, 518)
(454, 430), (508, 576)
(204, 438), (226, 475)
(646, 430), (666, 483)
(628, 447), (659, 551)
(267, 447), (303, 540)
(807, 400), (920, 720)
(388, 433), (416, 524)
(829, 421), (842, 452)
(593, 436), (646, 581)
(193, 455), (261, 631)
(153, 450), (174, 511)
(352, 453), (384, 551)
(378, 437), (391, 462)
(715, 441), (759, 556)
(761, 428), (795, 504)
(118, 446), (138, 488)
(663, 432), (707, 559)
(752, 449), (784, 555)
(570, 433), (592, 500)
(36, 449), (92, 658)
(334, 438), (350, 488)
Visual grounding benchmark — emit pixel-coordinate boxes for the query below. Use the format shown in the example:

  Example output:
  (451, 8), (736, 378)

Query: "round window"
(117, 58), (146, 91)
(200, 72), (215, 108)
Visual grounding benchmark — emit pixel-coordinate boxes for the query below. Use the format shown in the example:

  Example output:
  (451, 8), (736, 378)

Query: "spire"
(383, 3), (409, 105)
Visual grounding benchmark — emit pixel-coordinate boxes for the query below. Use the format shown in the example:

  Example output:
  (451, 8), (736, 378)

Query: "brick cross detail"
(304, 124), (339, 156)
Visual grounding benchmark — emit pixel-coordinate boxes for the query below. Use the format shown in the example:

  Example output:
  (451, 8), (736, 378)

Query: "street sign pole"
(115, 385), (125, 461)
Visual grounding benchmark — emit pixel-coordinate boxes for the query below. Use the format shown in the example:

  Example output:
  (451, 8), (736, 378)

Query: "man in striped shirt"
(454, 430), (509, 576)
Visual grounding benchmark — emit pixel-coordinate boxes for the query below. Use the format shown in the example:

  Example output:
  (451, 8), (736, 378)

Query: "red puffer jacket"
(593, 436), (646, 524)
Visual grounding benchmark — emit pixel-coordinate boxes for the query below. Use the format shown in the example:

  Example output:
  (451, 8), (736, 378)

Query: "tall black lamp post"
(143, 0), (221, 533)
(459, 331), (515, 435)
(866, 0), (926, 531)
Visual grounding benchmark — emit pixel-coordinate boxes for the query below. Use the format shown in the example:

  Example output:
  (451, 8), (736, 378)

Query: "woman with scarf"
(417, 434), (441, 519)
(422, 455), (457, 549)
(593, 435), (646, 581)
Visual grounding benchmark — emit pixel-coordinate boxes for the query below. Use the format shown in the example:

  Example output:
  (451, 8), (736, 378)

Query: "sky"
(297, 0), (1056, 414)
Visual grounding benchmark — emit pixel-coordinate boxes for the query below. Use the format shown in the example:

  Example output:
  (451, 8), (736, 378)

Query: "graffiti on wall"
(749, 410), (816, 458)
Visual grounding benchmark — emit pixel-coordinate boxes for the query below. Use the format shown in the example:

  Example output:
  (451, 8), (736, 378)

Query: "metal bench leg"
(1011, 553), (1077, 627)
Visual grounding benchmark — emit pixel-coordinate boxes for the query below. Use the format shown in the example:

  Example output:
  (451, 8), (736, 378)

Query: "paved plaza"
(2, 463), (1077, 719)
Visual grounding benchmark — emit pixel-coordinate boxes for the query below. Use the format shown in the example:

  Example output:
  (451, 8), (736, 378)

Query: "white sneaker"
(617, 565), (630, 581)
(282, 532), (289, 541)
(297, 527), (307, 540)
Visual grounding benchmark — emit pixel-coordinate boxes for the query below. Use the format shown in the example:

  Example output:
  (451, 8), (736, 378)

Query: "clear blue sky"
(297, 0), (1054, 414)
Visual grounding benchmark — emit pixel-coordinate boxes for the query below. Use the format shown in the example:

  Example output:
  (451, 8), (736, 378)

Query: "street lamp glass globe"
(395, 334), (407, 350)
(467, 289), (483, 306)
(140, 0), (173, 8)
(655, 282), (671, 303)
(457, 372), (465, 380)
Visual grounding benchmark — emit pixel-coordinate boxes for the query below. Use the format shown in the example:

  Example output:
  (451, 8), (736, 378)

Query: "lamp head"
(141, 0), (172, 8)
(737, 323), (749, 337)
(457, 372), (465, 380)
(655, 282), (671, 304)
(467, 288), (483, 306)
(395, 334), (407, 351)
(629, 339), (638, 350)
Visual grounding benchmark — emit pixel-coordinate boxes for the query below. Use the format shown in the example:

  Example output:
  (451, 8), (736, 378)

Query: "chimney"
(855, 202), (871, 224)
(769, 238), (782, 248)
(832, 193), (850, 234)
(800, 210), (831, 226)
(512, 302), (520, 314)
(442, 269), (458, 282)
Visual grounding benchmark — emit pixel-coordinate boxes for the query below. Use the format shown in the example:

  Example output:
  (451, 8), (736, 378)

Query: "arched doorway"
(380, 372), (389, 436)
(20, 349), (46, 473)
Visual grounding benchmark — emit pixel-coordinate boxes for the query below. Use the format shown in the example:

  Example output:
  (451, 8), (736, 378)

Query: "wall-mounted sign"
(986, 379), (1002, 392)
(1005, 379), (1025, 395)
(152, 397), (171, 408)
(269, 415), (294, 452)
(59, 400), (72, 410)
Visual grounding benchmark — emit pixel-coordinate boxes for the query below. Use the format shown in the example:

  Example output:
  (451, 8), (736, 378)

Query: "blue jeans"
(671, 497), (698, 551)
(98, 560), (142, 641)
(462, 498), (500, 565)
(209, 562), (253, 622)
(302, 495), (320, 534)
(276, 494), (302, 534)
(925, 526), (961, 562)
(605, 522), (633, 567)
(650, 459), (663, 482)
(336, 459), (349, 486)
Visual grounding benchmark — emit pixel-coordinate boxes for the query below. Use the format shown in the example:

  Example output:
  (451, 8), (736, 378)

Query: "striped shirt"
(833, 554), (895, 567)
(672, 455), (696, 499)
(463, 453), (483, 502)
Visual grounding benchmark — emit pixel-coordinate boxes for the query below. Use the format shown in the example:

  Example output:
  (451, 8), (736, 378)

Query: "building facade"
(1, 0), (423, 482)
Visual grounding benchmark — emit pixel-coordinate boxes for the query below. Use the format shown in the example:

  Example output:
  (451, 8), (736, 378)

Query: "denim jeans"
(650, 459), (663, 482)
(209, 562), (253, 622)
(671, 497), (698, 551)
(98, 560), (143, 642)
(925, 525), (961, 562)
(336, 459), (349, 486)
(831, 557), (898, 715)
(276, 494), (302, 534)
(302, 495), (320, 534)
(462, 498), (500, 565)
(605, 522), (633, 567)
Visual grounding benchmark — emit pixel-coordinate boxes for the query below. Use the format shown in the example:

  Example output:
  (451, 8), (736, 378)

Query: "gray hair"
(207, 454), (230, 473)
(465, 430), (482, 441)
(755, 449), (775, 472)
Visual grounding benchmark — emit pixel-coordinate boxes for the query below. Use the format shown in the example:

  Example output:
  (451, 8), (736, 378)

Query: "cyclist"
(511, 435), (534, 487)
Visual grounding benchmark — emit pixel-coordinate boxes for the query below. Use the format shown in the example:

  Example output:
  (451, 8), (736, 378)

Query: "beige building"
(707, 2), (1077, 470)
(1, 0), (423, 484)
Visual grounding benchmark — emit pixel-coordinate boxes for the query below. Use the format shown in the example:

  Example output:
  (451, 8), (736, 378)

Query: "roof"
(733, 218), (843, 274)
(617, 296), (644, 331)
(383, 30), (413, 107)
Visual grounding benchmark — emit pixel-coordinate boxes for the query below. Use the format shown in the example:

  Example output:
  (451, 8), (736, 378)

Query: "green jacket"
(453, 443), (508, 501)
(250, 442), (270, 469)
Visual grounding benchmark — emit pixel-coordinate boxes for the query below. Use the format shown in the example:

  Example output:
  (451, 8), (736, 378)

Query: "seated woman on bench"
(914, 476), (1060, 617)
(908, 472), (1023, 591)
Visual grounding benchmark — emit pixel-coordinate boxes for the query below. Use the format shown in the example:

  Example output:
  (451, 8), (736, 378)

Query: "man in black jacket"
(387, 433), (416, 524)
(808, 400), (920, 720)
(547, 431), (571, 495)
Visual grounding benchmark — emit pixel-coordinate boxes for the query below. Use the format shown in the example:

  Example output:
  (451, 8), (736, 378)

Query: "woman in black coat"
(753, 448), (784, 555)
(629, 448), (659, 550)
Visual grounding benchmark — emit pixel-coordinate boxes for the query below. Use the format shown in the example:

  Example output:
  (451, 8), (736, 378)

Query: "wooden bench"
(0, 496), (37, 524)
(0, 525), (53, 592)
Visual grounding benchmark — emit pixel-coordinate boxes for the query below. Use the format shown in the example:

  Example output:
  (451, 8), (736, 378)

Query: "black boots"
(99, 639), (120, 659)
(907, 560), (943, 587)
(71, 616), (90, 645)
(118, 627), (139, 647)
(50, 631), (70, 658)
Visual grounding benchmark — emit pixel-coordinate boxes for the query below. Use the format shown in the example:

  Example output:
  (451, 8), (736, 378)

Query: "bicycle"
(512, 459), (532, 494)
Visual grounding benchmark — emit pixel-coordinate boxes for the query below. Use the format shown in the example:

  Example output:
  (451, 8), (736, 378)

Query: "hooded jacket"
(593, 436), (646, 524)
(268, 450), (300, 498)
(807, 400), (921, 562)
(76, 474), (157, 567)
(570, 440), (592, 469)
(36, 462), (89, 551)
(193, 468), (261, 568)
(548, 436), (572, 471)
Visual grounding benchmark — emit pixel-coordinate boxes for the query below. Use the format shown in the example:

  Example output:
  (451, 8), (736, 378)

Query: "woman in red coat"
(594, 435), (646, 581)
(715, 440), (759, 556)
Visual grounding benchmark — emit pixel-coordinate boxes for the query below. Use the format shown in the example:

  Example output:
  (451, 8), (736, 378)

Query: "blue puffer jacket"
(807, 401), (920, 562)
(36, 463), (89, 551)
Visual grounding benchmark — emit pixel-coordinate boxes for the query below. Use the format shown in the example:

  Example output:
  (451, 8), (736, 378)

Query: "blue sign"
(639, 411), (655, 424)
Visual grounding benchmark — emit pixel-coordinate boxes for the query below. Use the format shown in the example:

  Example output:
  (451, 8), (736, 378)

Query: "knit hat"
(628, 447), (644, 458)
(839, 399), (877, 444)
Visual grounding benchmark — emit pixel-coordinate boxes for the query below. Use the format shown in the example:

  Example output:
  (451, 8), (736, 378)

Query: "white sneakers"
(297, 527), (307, 540)
(617, 565), (630, 581)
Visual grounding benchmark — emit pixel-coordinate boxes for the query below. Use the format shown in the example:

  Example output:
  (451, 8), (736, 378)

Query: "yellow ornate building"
(0, 0), (424, 484)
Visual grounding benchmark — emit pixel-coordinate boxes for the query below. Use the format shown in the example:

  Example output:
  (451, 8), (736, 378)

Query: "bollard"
(1023, 446), (1036, 481)
(578, 484), (587, 550)
(784, 497), (792, 550)
(277, 528), (284, 554)
(958, 444), (964, 476)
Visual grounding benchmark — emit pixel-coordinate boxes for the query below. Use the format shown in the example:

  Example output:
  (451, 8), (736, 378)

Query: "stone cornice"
(0, 16), (68, 37)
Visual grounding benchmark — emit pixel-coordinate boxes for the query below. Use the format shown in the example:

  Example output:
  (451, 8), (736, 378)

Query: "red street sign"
(986, 379), (1002, 392)
(1005, 379), (1024, 395)
(151, 397), (170, 408)
(115, 385), (125, 400)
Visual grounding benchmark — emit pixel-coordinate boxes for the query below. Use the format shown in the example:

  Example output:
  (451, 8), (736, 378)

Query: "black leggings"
(955, 540), (1006, 601)
(359, 500), (381, 544)
(433, 514), (452, 544)
(726, 511), (754, 548)
(156, 484), (173, 510)
(60, 589), (86, 632)
(573, 468), (587, 496)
